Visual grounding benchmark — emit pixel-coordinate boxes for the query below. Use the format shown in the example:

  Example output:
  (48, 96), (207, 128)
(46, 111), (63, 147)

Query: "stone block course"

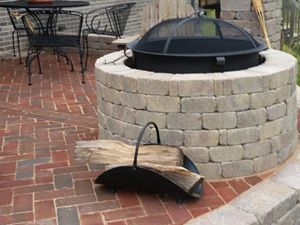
(184, 130), (219, 147)
(167, 113), (201, 130)
(221, 0), (251, 12)
(277, 138), (298, 163)
(181, 147), (209, 163)
(181, 97), (216, 113)
(136, 111), (166, 129)
(137, 76), (170, 96)
(231, 76), (263, 94)
(121, 92), (146, 110)
(253, 153), (278, 173)
(276, 85), (292, 102)
(177, 78), (214, 97)
(259, 119), (282, 140)
(209, 146), (243, 162)
(250, 90), (277, 109)
(152, 129), (183, 146)
(222, 160), (254, 178)
(196, 163), (221, 179)
(146, 96), (180, 113)
(202, 112), (237, 129)
(267, 102), (287, 121)
(217, 94), (249, 112)
(271, 129), (297, 152)
(227, 127), (258, 145)
(112, 104), (136, 124)
(237, 108), (266, 128)
(243, 140), (272, 159)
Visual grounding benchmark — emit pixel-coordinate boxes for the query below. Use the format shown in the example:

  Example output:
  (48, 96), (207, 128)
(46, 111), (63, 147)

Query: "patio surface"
(0, 52), (295, 225)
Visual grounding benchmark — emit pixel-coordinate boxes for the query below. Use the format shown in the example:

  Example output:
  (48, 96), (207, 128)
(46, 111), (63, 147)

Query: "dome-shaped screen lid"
(132, 11), (265, 56)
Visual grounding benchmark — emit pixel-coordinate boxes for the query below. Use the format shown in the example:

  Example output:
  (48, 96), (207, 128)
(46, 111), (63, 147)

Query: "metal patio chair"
(7, 8), (27, 64)
(82, 2), (135, 69)
(21, 10), (84, 86)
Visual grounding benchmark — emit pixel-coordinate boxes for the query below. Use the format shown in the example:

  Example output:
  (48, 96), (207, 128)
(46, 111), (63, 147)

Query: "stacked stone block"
(95, 49), (297, 179)
(220, 0), (282, 49)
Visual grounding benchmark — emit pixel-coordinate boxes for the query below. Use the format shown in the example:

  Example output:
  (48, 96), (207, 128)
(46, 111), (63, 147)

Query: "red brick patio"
(0, 53), (281, 225)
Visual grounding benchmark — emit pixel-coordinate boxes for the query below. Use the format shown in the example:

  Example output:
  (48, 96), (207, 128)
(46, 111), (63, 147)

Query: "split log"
(74, 140), (183, 166)
(74, 140), (204, 194)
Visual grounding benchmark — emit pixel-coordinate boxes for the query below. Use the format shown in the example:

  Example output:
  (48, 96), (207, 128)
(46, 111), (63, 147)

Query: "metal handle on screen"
(103, 48), (131, 64)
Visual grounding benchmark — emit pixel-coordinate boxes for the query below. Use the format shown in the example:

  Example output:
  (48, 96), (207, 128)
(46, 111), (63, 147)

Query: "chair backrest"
(106, 3), (136, 38)
(142, 0), (195, 33)
(85, 2), (135, 38)
(22, 10), (83, 46)
(7, 8), (26, 30)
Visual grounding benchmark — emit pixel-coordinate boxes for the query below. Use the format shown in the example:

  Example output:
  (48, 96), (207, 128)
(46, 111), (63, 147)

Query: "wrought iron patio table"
(0, 0), (89, 85)
(0, 1), (89, 9)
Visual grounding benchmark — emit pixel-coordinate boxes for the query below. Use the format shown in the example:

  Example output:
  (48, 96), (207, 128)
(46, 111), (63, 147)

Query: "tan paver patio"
(0, 52), (287, 225)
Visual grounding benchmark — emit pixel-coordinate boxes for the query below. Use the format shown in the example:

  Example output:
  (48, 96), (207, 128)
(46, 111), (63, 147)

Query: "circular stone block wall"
(95, 49), (298, 179)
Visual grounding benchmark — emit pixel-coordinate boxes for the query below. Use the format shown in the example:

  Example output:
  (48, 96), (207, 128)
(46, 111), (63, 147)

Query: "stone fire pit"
(95, 49), (297, 179)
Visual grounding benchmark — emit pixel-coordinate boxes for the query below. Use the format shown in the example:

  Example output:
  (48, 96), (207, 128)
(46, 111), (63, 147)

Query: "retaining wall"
(95, 49), (298, 179)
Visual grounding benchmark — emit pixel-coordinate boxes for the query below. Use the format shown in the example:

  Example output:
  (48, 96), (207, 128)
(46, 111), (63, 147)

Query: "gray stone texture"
(227, 127), (258, 145)
(272, 162), (300, 202)
(167, 113), (201, 130)
(209, 146), (243, 162)
(178, 79), (214, 96)
(136, 111), (166, 128)
(202, 112), (237, 129)
(250, 90), (277, 109)
(221, 0), (251, 12)
(186, 205), (259, 225)
(253, 153), (278, 173)
(121, 92), (146, 110)
(267, 102), (287, 121)
(243, 140), (272, 159)
(237, 108), (267, 128)
(196, 163), (221, 179)
(276, 204), (300, 225)
(217, 94), (249, 112)
(181, 97), (216, 113)
(181, 147), (209, 163)
(146, 96), (180, 113)
(222, 160), (254, 178)
(230, 181), (298, 225)
(259, 119), (282, 140)
(231, 76), (263, 94)
(184, 130), (219, 147)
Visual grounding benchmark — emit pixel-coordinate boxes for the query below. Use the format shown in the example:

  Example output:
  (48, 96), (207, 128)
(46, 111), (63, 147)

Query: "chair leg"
(36, 50), (42, 74)
(56, 49), (74, 71)
(16, 31), (22, 64)
(12, 30), (16, 57)
(79, 45), (85, 84)
(27, 48), (41, 86)
(84, 35), (89, 71)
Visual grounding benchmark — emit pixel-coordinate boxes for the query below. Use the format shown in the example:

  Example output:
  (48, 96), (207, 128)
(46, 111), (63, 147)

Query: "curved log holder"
(95, 122), (204, 203)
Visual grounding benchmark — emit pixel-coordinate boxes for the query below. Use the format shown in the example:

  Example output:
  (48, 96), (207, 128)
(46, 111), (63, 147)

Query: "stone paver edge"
(185, 147), (300, 225)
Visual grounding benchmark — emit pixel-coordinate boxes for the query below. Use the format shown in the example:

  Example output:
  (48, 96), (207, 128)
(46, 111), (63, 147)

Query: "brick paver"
(0, 53), (277, 225)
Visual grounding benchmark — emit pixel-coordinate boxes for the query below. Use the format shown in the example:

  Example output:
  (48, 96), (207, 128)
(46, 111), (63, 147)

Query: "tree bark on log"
(74, 140), (204, 193)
